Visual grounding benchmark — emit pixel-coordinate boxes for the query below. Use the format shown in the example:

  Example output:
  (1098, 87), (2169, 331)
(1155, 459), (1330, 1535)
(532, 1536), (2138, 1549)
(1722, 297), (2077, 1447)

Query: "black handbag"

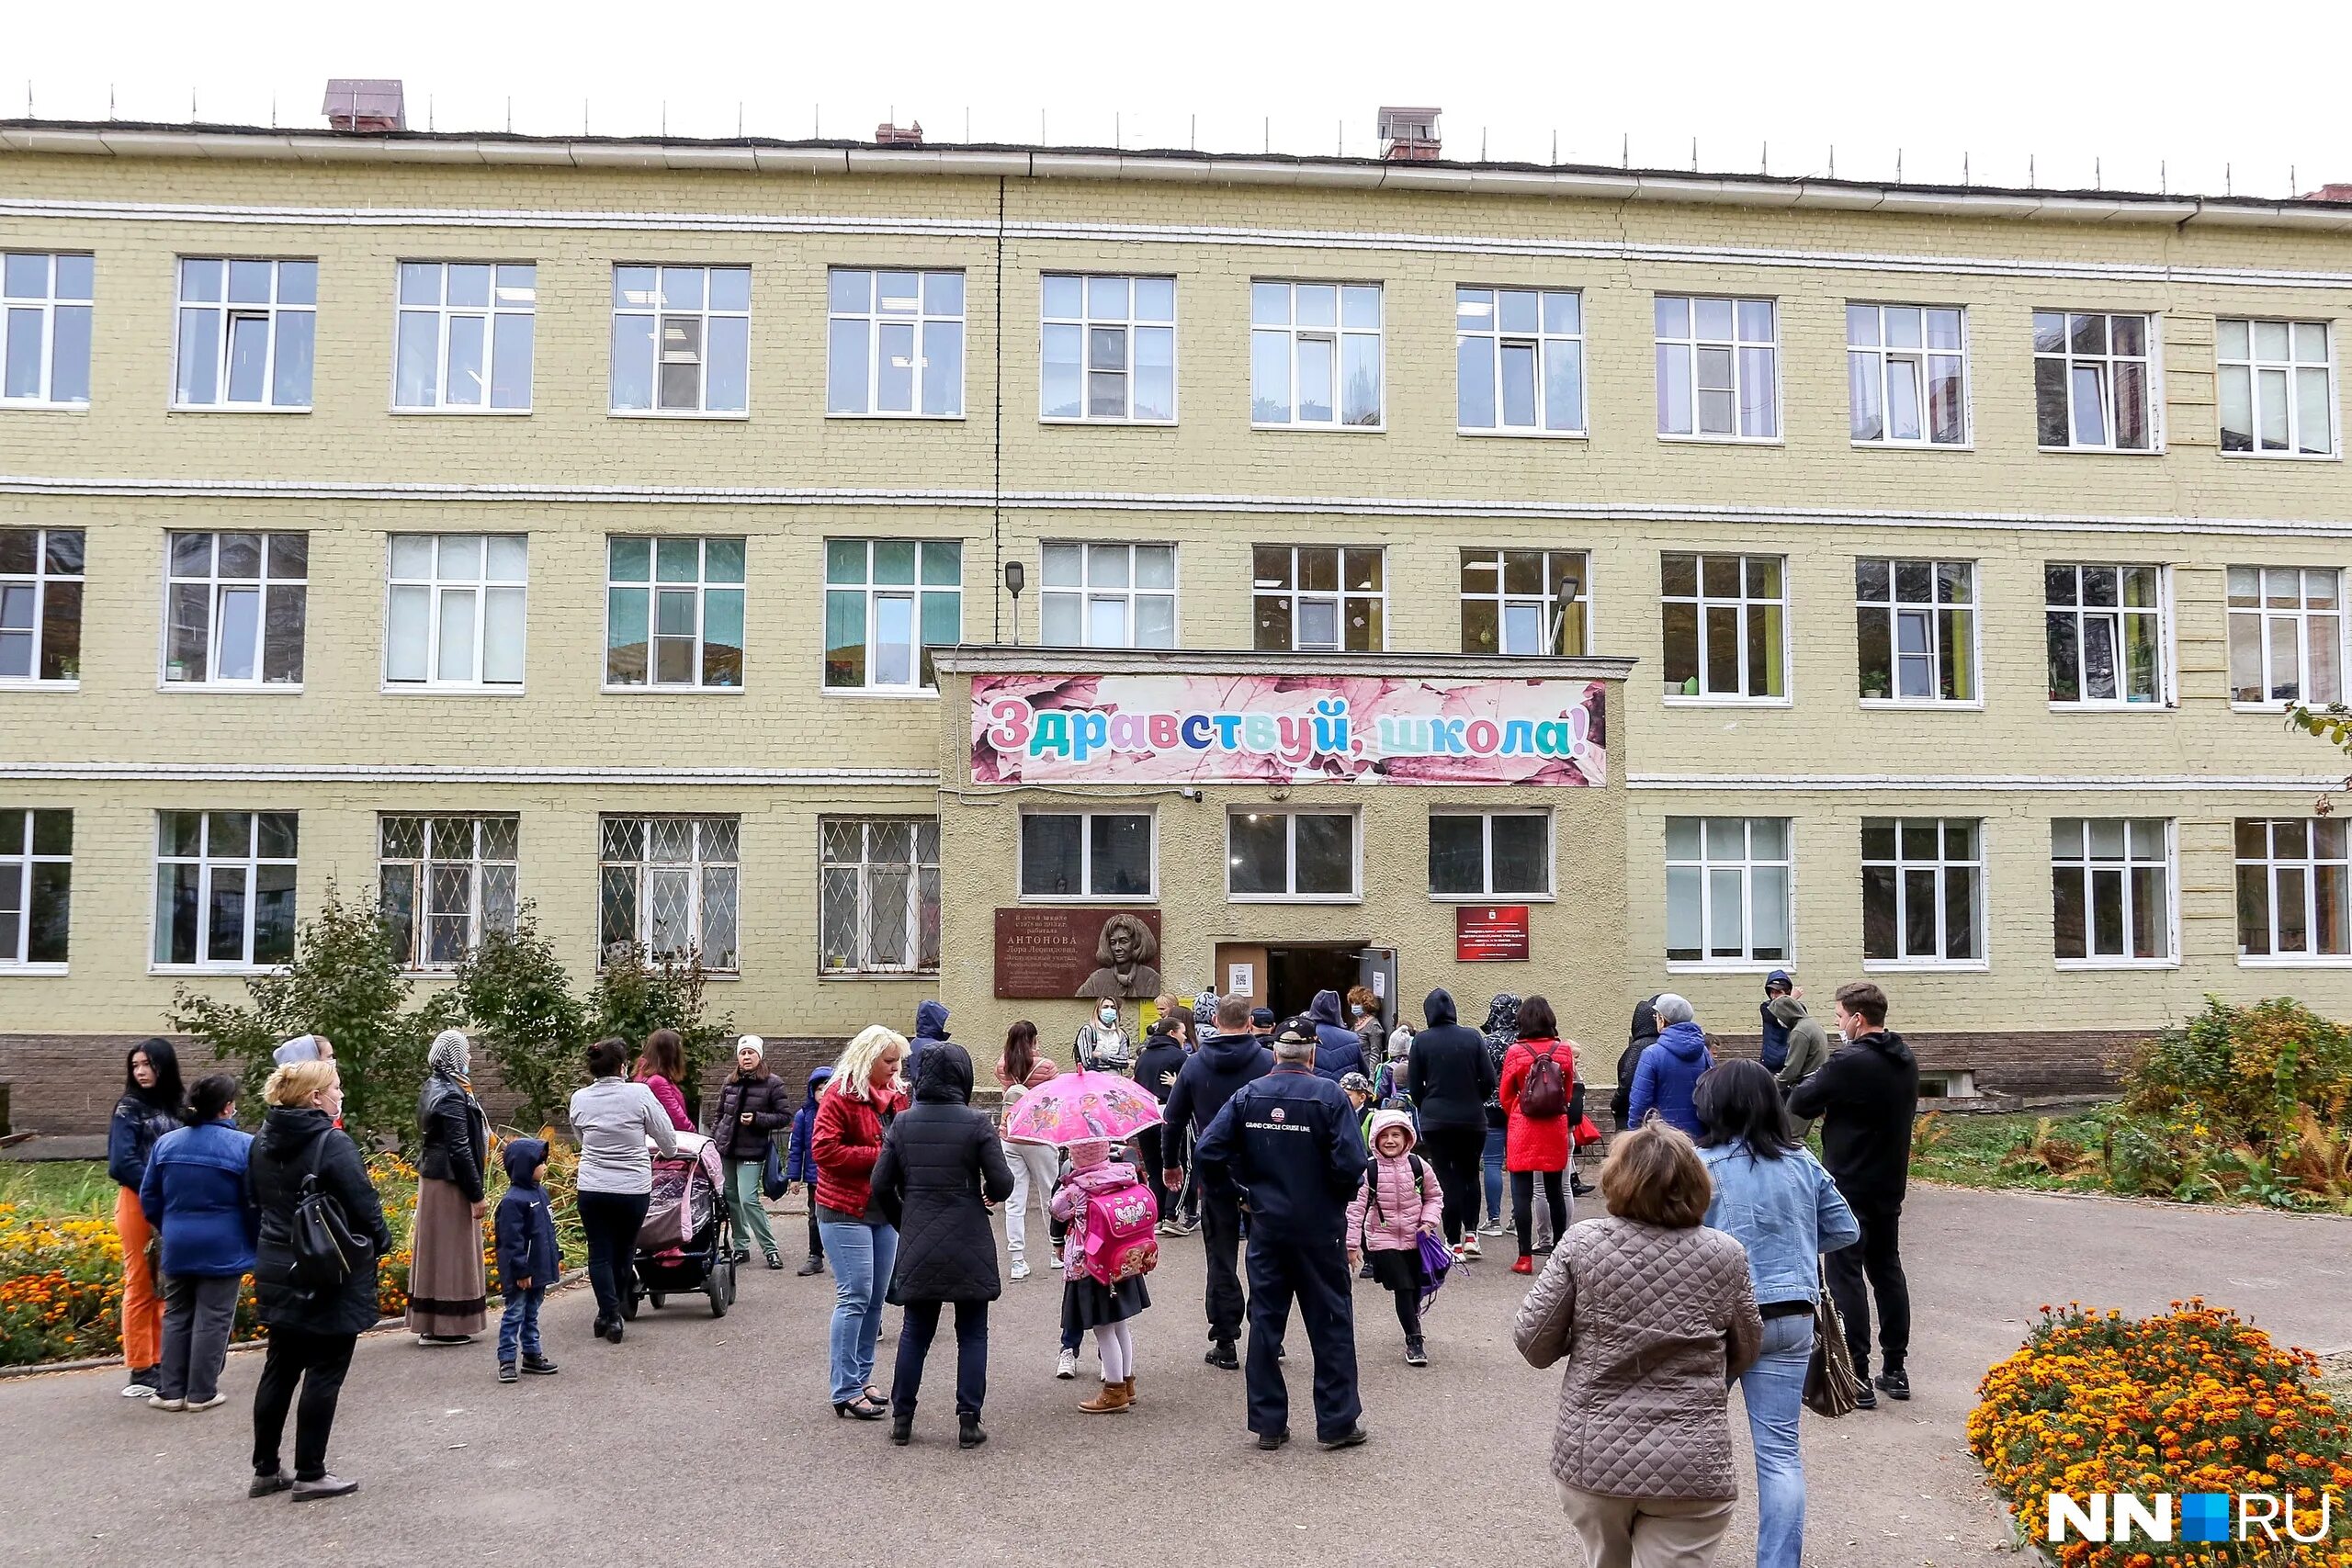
(1803, 1264), (1861, 1417)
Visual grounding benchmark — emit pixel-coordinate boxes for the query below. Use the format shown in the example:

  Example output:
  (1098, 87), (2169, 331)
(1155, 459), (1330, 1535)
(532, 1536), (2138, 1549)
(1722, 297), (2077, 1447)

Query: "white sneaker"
(1056, 1348), (1079, 1380)
(148, 1397), (186, 1412)
(121, 1380), (156, 1400)
(185, 1393), (229, 1412)
(1458, 1235), (1482, 1259)
(1010, 1259), (1030, 1282)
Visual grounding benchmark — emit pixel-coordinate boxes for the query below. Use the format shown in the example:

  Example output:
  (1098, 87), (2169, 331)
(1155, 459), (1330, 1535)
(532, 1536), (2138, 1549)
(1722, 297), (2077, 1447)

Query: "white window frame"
(1250, 280), (1385, 431)
(1252, 544), (1386, 653)
(821, 538), (962, 695)
(0, 807), (71, 973)
(610, 264), (751, 418)
(1017, 810), (1159, 902)
(1654, 295), (1781, 443)
(2217, 318), (2336, 459)
(2051, 818), (2177, 970)
(2044, 562), (2171, 710)
(1458, 547), (1592, 657)
(2235, 818), (2352, 966)
(377, 813), (519, 974)
(1854, 558), (1980, 708)
(2229, 566), (2345, 710)
(1039, 541), (1178, 649)
(2, 251), (93, 409)
(596, 815), (741, 974)
(162, 531), (308, 691)
(1226, 808), (1362, 904)
(2032, 310), (2161, 453)
(1427, 810), (1555, 902)
(171, 257), (315, 412)
(1040, 273), (1176, 424)
(382, 534), (528, 694)
(0, 525), (84, 690)
(603, 536), (748, 693)
(1861, 818), (1987, 972)
(826, 267), (966, 420)
(1847, 302), (1971, 447)
(1661, 552), (1790, 705)
(391, 261), (536, 414)
(819, 816), (942, 976)
(151, 810), (299, 975)
(1664, 816), (1793, 972)
(1455, 286), (1586, 436)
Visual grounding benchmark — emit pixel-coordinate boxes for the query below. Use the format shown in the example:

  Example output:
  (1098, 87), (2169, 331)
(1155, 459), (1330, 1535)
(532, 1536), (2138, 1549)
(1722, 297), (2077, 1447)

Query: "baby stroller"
(625, 1131), (737, 1319)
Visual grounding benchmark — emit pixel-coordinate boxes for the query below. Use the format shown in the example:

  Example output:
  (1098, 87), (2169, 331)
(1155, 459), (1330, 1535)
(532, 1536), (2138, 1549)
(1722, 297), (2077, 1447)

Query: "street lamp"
(1004, 559), (1025, 645)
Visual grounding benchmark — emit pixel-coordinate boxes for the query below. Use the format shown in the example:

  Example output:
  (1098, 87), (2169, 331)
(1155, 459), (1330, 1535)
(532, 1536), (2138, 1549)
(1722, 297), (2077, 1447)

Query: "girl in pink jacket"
(1345, 1108), (1446, 1366)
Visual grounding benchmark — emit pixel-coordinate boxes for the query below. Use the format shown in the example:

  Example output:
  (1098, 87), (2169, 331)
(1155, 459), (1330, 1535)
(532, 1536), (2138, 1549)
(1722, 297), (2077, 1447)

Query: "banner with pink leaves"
(970, 672), (1606, 786)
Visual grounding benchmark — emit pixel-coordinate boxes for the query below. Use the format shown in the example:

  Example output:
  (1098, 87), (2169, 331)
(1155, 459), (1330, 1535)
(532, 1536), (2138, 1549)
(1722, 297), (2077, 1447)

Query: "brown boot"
(1120, 1375), (1136, 1406)
(1079, 1379), (1131, 1415)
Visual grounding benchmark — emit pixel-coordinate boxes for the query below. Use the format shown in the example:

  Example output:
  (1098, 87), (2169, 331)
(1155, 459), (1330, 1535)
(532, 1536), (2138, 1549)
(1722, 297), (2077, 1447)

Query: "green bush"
(586, 945), (732, 1121)
(448, 906), (586, 1132)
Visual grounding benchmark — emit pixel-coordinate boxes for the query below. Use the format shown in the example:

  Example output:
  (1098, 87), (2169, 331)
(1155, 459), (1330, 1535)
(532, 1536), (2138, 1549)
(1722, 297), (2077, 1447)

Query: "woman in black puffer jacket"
(709, 1034), (794, 1269)
(871, 1043), (1014, 1449)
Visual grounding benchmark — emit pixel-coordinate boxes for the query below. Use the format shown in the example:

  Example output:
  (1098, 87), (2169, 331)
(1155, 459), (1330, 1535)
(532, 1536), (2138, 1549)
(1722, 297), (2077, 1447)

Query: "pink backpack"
(1080, 1177), (1160, 1285)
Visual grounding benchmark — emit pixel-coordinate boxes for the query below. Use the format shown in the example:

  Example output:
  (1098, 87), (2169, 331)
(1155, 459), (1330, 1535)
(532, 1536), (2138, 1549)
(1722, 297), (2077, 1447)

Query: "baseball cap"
(1275, 1015), (1318, 1046)
(1250, 1006), (1276, 1028)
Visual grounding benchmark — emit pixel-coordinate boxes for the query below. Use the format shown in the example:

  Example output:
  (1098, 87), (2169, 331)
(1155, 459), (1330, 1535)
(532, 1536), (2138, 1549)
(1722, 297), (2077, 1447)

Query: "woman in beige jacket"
(1513, 1121), (1763, 1568)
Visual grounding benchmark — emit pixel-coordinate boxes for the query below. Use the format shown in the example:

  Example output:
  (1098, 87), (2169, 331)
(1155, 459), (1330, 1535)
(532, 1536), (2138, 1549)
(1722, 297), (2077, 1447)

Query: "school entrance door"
(1213, 942), (1398, 1032)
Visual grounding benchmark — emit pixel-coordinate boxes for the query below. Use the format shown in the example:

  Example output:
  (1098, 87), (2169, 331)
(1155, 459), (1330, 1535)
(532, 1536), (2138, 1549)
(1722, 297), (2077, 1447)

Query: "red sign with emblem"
(1455, 905), (1531, 963)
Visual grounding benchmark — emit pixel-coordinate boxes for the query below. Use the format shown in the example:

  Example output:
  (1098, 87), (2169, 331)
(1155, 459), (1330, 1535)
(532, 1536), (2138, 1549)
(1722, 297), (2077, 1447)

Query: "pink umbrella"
(1001, 1070), (1163, 1147)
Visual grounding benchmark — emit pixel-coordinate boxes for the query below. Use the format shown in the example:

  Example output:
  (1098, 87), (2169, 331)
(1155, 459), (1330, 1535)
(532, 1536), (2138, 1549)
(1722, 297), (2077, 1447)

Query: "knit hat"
(427, 1028), (470, 1079)
(1192, 991), (1219, 1026)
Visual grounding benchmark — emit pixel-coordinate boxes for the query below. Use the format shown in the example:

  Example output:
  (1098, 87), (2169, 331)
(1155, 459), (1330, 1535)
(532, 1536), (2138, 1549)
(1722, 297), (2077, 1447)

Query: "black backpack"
(255, 1129), (368, 1294)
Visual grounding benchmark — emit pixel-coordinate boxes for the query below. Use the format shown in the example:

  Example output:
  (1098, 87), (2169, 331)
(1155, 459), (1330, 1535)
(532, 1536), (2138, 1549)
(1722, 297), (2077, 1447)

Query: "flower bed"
(1970, 1301), (2352, 1565)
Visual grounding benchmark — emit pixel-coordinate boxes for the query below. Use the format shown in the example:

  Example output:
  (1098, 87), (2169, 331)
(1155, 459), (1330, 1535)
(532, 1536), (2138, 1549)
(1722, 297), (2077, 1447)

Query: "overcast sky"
(11, 0), (2346, 201)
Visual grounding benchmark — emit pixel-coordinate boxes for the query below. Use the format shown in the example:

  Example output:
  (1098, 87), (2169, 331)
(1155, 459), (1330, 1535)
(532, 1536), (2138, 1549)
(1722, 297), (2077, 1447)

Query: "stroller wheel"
(620, 1288), (639, 1322)
(724, 1262), (738, 1306)
(648, 1292), (666, 1310)
(707, 1277), (729, 1318)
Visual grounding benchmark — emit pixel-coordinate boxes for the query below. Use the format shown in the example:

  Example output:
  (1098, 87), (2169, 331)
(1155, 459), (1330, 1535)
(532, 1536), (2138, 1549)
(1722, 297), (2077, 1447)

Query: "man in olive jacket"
(1760, 972), (1832, 1135)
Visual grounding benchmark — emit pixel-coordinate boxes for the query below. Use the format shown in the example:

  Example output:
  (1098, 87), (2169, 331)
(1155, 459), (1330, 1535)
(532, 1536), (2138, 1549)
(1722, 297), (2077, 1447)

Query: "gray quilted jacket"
(1512, 1215), (1764, 1501)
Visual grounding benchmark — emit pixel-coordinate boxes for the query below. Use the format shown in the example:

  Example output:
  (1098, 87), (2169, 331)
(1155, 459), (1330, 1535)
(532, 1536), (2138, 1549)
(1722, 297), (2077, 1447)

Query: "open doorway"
(1264, 945), (1365, 1021)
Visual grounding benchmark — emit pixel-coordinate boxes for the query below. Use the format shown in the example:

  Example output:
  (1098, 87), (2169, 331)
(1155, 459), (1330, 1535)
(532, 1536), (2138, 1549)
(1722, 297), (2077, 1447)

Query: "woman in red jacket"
(811, 1024), (910, 1419)
(1499, 995), (1575, 1275)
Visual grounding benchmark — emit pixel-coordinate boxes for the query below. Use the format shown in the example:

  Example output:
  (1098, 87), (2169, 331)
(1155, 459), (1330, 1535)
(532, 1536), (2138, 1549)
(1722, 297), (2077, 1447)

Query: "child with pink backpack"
(1048, 1138), (1158, 1414)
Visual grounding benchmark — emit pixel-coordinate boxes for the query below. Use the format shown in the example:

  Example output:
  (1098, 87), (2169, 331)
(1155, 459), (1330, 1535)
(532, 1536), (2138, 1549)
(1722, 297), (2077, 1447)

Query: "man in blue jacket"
(1194, 1018), (1369, 1451)
(906, 1000), (952, 1087)
(1161, 995), (1272, 1370)
(1306, 989), (1365, 1082)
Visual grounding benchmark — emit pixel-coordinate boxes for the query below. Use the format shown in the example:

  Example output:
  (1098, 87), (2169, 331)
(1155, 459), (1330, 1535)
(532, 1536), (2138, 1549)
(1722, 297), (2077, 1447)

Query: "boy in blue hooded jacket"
(493, 1138), (561, 1382)
(784, 1066), (833, 1275)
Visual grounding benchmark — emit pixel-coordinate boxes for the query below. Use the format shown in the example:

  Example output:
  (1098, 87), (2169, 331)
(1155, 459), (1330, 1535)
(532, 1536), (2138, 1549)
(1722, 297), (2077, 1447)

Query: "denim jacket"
(1699, 1140), (1860, 1308)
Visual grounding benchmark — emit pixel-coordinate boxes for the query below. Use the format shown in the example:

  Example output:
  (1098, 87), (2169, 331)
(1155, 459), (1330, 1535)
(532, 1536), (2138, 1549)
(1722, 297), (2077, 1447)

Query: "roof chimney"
(875, 121), (924, 147)
(2299, 183), (2352, 204)
(322, 79), (405, 133)
(1378, 106), (1441, 162)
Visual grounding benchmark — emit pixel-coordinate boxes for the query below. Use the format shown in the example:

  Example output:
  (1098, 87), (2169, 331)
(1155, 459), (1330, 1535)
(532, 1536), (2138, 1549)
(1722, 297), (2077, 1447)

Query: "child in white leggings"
(1049, 1140), (1154, 1414)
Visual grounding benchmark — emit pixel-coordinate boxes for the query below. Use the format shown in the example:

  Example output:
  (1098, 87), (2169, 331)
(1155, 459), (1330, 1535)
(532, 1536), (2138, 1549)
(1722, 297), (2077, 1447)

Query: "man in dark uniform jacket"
(1193, 1015), (1369, 1451)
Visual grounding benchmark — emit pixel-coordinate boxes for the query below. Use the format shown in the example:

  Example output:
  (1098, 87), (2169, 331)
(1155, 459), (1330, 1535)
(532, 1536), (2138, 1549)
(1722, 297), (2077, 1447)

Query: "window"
(1459, 548), (1588, 657)
(1855, 559), (1976, 704)
(2045, 563), (2166, 706)
(827, 268), (964, 418)
(820, 818), (941, 974)
(1041, 275), (1173, 423)
(3, 252), (92, 407)
(164, 532), (307, 687)
(1664, 817), (1791, 965)
(2218, 319), (2333, 457)
(0, 527), (83, 685)
(823, 539), (961, 692)
(173, 258), (314, 410)
(1862, 818), (1984, 966)
(0, 809), (70, 969)
(1227, 810), (1358, 900)
(1662, 552), (1786, 700)
(1253, 545), (1384, 652)
(1655, 296), (1778, 440)
(605, 536), (746, 689)
(394, 262), (535, 412)
(1041, 542), (1175, 649)
(598, 816), (740, 971)
(2228, 567), (2342, 707)
(153, 810), (297, 970)
(379, 815), (518, 972)
(611, 265), (749, 415)
(385, 535), (526, 690)
(1020, 812), (1155, 899)
(1250, 281), (1382, 429)
(1428, 812), (1551, 898)
(1456, 287), (1584, 434)
(2236, 818), (2351, 962)
(1848, 304), (1967, 446)
(2052, 818), (2172, 964)
(2033, 311), (2154, 451)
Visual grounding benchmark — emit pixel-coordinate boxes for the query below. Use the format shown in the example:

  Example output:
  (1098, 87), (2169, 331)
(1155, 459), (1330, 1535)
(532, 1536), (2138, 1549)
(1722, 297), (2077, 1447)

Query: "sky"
(8, 0), (2348, 201)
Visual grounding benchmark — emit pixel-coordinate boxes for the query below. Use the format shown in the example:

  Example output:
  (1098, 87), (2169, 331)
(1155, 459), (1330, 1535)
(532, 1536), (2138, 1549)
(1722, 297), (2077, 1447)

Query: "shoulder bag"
(1802, 1262), (1862, 1416)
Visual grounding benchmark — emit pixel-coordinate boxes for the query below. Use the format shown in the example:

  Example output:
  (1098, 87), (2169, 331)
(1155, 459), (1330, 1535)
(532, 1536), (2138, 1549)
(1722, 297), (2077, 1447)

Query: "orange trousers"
(115, 1186), (162, 1371)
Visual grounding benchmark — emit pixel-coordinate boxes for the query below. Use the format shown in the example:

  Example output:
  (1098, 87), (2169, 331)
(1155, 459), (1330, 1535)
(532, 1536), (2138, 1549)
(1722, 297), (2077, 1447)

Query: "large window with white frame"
(1456, 287), (1584, 434)
(394, 261), (535, 412)
(820, 817), (941, 975)
(0, 526), (83, 686)
(823, 538), (961, 693)
(2229, 566), (2343, 707)
(1862, 818), (1984, 967)
(1655, 296), (1778, 440)
(378, 814), (518, 972)
(385, 535), (526, 690)
(1041, 542), (1175, 649)
(605, 536), (746, 689)
(3, 252), (92, 407)
(598, 816), (739, 971)
(0, 808), (70, 969)
(1253, 545), (1384, 652)
(1041, 275), (1174, 423)
(164, 532), (307, 687)
(2051, 818), (2173, 965)
(2235, 818), (2350, 962)
(1855, 558), (1976, 705)
(1662, 552), (1786, 700)
(1460, 548), (1589, 657)
(1250, 281), (1383, 429)
(1228, 809), (1358, 900)
(1429, 811), (1552, 899)
(2045, 563), (2166, 707)
(1664, 817), (1791, 965)
(2033, 310), (2155, 451)
(1020, 812), (1155, 900)
(153, 810), (297, 970)
(1848, 303), (1967, 446)
(827, 268), (964, 418)
(2217, 319), (2333, 457)
(611, 265), (749, 415)
(173, 258), (314, 410)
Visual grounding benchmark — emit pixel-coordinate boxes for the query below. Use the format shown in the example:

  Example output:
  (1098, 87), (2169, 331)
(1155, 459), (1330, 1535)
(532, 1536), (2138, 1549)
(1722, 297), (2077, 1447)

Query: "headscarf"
(1192, 991), (1219, 1028)
(1482, 993), (1521, 1047)
(427, 1028), (471, 1082)
(273, 1034), (322, 1066)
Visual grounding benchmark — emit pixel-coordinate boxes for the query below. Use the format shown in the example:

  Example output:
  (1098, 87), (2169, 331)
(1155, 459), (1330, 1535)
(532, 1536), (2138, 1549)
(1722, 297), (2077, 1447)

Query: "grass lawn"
(1907, 1106), (2114, 1194)
(0, 1159), (117, 1218)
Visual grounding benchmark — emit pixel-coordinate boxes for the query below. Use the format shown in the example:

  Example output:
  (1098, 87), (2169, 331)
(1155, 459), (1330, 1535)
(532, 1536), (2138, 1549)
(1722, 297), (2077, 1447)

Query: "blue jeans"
(1741, 1311), (1815, 1568)
(818, 1215), (899, 1405)
(497, 1288), (543, 1366)
(1481, 1126), (1506, 1224)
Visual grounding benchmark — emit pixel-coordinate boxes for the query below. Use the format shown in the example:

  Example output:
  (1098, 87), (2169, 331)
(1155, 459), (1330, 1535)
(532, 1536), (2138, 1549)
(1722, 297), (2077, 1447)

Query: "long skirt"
(406, 1176), (488, 1337)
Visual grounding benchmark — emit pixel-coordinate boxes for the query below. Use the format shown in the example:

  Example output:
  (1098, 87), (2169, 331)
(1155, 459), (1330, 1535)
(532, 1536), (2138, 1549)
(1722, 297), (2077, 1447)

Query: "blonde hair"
(263, 1059), (339, 1108)
(829, 1024), (908, 1102)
